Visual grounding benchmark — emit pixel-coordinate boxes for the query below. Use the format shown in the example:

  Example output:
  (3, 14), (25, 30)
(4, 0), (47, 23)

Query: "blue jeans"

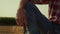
(24, 2), (53, 34)
(50, 23), (60, 34)
(54, 24), (60, 34)
(24, 2), (40, 34)
(24, 11), (40, 34)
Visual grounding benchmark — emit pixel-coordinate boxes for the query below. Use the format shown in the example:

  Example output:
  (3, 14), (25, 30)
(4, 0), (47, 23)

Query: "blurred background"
(0, 0), (48, 18)
(0, 0), (48, 34)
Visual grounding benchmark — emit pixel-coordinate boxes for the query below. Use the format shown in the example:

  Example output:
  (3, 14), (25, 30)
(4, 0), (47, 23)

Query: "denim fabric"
(24, 26), (27, 34)
(50, 23), (60, 34)
(24, 2), (53, 34)
(54, 25), (60, 34)
(24, 2), (41, 34)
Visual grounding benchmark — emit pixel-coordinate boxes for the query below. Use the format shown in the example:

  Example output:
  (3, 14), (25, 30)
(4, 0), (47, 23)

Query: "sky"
(0, 0), (48, 18)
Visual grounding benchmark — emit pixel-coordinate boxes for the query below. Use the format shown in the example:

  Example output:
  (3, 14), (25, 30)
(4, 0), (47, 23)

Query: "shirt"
(33, 0), (60, 24)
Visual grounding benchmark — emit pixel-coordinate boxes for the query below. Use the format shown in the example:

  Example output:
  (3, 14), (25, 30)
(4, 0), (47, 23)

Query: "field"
(0, 17), (24, 34)
(0, 26), (24, 34)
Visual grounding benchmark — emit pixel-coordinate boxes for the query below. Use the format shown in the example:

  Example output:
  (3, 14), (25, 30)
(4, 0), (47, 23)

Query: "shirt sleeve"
(32, 0), (49, 4)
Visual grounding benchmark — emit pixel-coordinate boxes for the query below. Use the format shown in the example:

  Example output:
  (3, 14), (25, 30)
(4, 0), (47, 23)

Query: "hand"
(49, 16), (57, 22)
(16, 8), (27, 26)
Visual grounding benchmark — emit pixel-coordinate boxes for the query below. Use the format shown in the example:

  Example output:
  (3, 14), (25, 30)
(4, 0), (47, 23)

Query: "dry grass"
(0, 26), (24, 34)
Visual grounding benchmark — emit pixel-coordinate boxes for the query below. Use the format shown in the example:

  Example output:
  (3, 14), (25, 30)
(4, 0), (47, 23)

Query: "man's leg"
(24, 26), (27, 34)
(53, 23), (60, 34)
(24, 2), (53, 34)
(26, 10), (40, 34)
(55, 25), (60, 34)
(24, 2), (41, 34)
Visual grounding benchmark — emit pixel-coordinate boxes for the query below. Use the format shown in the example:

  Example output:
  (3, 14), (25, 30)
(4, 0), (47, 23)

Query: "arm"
(16, 0), (29, 26)
(20, 0), (49, 8)
(32, 0), (49, 4)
